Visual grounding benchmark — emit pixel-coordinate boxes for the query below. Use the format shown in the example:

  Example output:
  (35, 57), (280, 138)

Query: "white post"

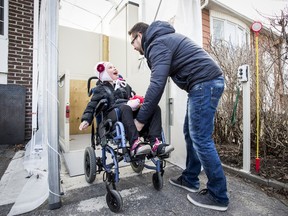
(32, 0), (39, 131)
(238, 65), (251, 173)
(47, 0), (61, 209)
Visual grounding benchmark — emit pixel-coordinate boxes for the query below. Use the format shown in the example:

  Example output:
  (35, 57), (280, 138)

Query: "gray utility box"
(0, 84), (26, 145)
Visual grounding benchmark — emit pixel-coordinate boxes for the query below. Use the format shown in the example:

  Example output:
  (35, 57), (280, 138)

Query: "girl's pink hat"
(94, 61), (113, 82)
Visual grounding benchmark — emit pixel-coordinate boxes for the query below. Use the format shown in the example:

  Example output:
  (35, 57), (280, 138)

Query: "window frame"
(0, 0), (8, 39)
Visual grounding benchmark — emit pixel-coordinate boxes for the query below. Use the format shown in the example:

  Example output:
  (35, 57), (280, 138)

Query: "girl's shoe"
(130, 139), (151, 157)
(151, 138), (174, 156)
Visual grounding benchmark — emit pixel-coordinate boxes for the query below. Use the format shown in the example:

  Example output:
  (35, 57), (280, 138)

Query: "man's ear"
(138, 33), (143, 39)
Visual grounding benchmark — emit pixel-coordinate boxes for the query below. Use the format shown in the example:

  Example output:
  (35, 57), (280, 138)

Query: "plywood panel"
(103, 35), (109, 61)
(69, 80), (91, 135)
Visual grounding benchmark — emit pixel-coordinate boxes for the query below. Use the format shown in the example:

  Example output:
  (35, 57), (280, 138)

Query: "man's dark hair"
(128, 22), (149, 36)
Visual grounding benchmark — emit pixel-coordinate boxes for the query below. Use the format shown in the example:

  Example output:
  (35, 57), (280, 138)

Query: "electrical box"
(237, 64), (249, 82)
(0, 84), (26, 144)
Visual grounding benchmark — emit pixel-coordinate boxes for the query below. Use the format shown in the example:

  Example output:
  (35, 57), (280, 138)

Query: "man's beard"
(139, 50), (144, 55)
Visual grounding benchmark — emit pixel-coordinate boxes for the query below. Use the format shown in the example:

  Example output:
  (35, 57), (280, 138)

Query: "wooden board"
(103, 35), (109, 61)
(69, 80), (91, 135)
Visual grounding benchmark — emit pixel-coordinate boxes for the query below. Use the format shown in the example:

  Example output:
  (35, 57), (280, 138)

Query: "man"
(128, 21), (229, 211)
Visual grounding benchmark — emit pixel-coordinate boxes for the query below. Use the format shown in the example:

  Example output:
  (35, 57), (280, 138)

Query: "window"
(237, 26), (248, 47)
(0, 0), (4, 36)
(0, 0), (8, 76)
(212, 17), (248, 47)
(213, 19), (224, 42)
(226, 21), (236, 45)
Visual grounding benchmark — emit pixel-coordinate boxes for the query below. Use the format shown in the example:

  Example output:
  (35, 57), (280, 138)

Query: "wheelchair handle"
(87, 76), (99, 97)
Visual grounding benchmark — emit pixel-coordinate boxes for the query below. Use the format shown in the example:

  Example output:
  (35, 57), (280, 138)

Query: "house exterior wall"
(202, 2), (287, 114)
(8, 0), (34, 142)
(202, 8), (210, 49)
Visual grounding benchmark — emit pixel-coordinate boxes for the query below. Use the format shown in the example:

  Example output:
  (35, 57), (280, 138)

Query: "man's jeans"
(182, 76), (229, 205)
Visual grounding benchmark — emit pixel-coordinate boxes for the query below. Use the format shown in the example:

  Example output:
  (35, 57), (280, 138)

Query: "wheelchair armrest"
(94, 99), (108, 117)
(115, 99), (128, 104)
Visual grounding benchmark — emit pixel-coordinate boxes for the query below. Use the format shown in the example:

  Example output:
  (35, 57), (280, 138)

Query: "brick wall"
(8, 0), (34, 142)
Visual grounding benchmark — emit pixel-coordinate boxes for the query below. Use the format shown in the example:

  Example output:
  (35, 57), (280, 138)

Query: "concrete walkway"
(0, 152), (287, 216)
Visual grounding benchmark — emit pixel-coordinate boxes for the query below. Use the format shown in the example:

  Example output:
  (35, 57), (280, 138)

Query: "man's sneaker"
(169, 175), (199, 193)
(187, 189), (228, 211)
(130, 139), (151, 157)
(151, 138), (174, 156)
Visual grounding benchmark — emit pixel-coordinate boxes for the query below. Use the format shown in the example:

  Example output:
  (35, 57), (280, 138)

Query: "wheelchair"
(83, 77), (170, 213)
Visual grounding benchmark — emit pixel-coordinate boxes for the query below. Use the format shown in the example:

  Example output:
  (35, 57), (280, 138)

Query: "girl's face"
(106, 63), (119, 80)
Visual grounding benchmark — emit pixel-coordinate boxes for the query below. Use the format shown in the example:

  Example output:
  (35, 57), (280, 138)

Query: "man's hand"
(134, 119), (144, 131)
(79, 121), (89, 131)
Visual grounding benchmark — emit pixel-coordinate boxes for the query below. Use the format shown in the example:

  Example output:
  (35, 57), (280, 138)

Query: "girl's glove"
(130, 95), (144, 104)
(79, 120), (89, 130)
(127, 99), (140, 111)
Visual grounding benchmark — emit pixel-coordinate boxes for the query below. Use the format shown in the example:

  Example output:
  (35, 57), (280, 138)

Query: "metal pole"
(250, 21), (262, 172)
(255, 34), (261, 172)
(47, 0), (61, 210)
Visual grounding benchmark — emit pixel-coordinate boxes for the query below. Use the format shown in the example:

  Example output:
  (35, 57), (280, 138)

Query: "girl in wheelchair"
(79, 61), (174, 157)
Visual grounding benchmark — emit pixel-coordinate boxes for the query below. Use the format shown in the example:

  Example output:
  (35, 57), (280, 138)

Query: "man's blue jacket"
(137, 20), (222, 124)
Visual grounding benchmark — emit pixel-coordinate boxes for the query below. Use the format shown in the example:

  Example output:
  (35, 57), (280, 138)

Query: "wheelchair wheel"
(152, 172), (163, 191)
(106, 189), (123, 213)
(84, 147), (97, 183)
(130, 160), (144, 173)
